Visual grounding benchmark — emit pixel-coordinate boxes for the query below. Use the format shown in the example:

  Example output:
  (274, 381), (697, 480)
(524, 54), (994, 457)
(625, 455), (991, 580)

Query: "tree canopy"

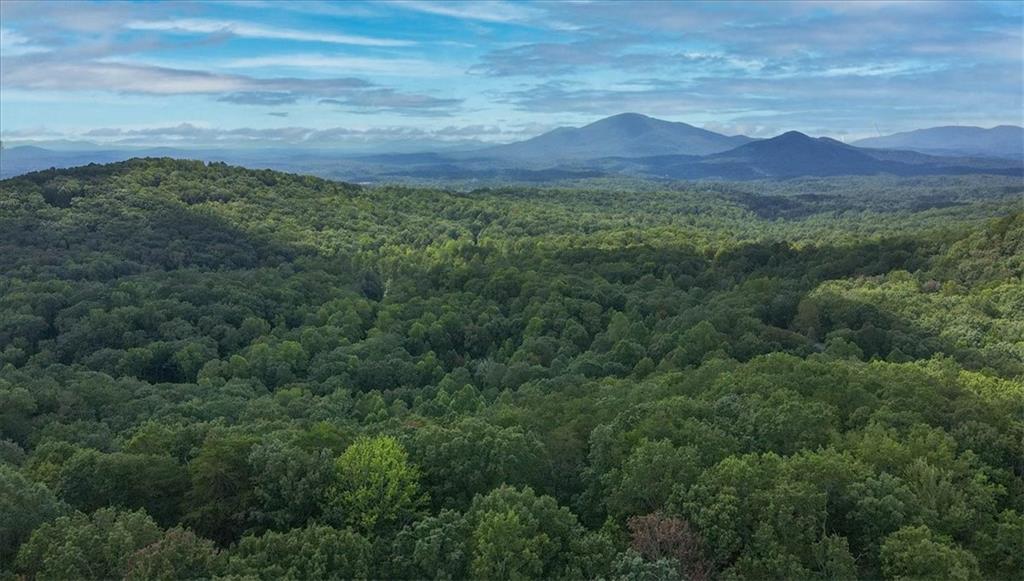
(0, 159), (1021, 579)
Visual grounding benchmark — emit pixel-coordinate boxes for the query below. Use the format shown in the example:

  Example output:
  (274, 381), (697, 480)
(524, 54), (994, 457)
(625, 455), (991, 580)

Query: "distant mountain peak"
(772, 131), (815, 143)
(583, 113), (668, 136)
(601, 112), (655, 122)
(478, 113), (755, 160)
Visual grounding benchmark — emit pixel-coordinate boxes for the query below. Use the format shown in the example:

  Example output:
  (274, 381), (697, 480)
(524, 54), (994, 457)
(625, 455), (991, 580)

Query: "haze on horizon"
(1, 0), (1022, 152)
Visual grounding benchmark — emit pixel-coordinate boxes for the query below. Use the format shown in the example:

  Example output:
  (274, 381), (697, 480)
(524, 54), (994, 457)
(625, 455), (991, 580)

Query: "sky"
(1, 0), (1022, 151)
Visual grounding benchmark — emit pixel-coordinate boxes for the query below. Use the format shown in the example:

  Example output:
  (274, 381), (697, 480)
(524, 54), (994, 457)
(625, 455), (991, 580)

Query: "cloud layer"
(66, 122), (534, 149)
(1, 0), (1020, 147)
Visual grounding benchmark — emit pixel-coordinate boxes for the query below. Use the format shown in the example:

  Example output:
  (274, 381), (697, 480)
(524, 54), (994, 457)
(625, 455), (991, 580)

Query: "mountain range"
(2, 114), (1022, 181)
(853, 125), (1024, 159)
(570, 130), (1021, 180)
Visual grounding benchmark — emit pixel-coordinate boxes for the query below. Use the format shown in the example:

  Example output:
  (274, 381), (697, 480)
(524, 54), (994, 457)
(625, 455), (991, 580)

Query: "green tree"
(327, 435), (424, 533)
(16, 507), (162, 580)
(184, 433), (257, 544)
(56, 449), (188, 526)
(470, 509), (545, 580)
(607, 549), (683, 581)
(466, 485), (588, 579)
(605, 440), (699, 518)
(408, 418), (548, 510)
(391, 509), (472, 579)
(248, 437), (334, 529)
(123, 527), (223, 580)
(880, 525), (980, 581)
(227, 525), (371, 580)
(0, 465), (66, 562)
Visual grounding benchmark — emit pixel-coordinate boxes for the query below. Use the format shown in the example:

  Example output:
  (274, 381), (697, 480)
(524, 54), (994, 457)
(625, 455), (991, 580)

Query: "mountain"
(476, 113), (755, 160)
(853, 125), (1024, 159)
(698, 131), (900, 178)
(600, 131), (1023, 180)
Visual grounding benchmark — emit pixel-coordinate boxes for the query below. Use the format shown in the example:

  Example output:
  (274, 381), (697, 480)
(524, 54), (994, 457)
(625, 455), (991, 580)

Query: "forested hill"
(1, 158), (1022, 580)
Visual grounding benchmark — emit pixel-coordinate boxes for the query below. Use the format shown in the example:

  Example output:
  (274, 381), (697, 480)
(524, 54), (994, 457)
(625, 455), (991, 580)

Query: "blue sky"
(1, 0), (1021, 150)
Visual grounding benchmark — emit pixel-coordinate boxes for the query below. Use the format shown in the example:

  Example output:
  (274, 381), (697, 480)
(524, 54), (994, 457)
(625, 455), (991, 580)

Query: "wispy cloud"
(2, 55), (461, 115)
(223, 54), (458, 77)
(0, 27), (48, 55)
(388, 0), (541, 24)
(2, 56), (365, 95)
(321, 90), (462, 116)
(218, 92), (311, 106)
(13, 122), (530, 148)
(126, 18), (415, 47)
(470, 37), (660, 77)
(215, 0), (385, 18)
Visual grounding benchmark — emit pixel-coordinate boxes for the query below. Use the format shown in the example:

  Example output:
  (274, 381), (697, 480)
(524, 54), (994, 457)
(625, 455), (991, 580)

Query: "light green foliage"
(328, 435), (424, 533)
(880, 525), (981, 581)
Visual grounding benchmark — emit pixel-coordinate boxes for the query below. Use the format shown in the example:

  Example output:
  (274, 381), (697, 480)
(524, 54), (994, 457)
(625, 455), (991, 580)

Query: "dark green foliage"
(55, 449), (188, 526)
(407, 417), (549, 510)
(0, 160), (1021, 579)
(123, 527), (223, 580)
(0, 465), (66, 563)
(15, 508), (162, 579)
(226, 525), (372, 580)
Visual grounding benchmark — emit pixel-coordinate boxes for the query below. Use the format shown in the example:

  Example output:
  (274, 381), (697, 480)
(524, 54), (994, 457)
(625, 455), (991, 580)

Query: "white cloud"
(388, 0), (578, 29)
(388, 0), (539, 24)
(125, 18), (415, 47)
(3, 122), (532, 147)
(1, 56), (460, 114)
(0, 27), (46, 55)
(3, 60), (248, 94)
(222, 54), (459, 77)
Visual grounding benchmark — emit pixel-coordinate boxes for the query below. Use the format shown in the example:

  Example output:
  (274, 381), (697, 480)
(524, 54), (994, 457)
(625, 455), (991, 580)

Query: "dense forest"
(1, 158), (1022, 580)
